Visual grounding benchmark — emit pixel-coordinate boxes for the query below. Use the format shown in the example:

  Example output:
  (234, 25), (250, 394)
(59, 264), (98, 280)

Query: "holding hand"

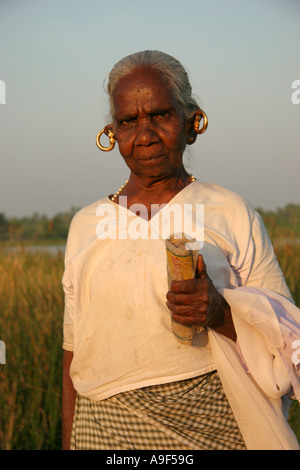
(166, 255), (236, 341)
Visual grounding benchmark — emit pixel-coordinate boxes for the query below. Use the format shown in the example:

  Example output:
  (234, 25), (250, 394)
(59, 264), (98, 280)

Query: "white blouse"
(63, 181), (292, 399)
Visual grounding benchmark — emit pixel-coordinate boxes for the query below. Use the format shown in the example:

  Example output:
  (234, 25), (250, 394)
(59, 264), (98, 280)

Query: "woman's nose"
(134, 119), (160, 146)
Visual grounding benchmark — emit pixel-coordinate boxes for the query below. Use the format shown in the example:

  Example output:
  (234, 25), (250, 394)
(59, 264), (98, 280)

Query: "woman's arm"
(62, 350), (77, 450)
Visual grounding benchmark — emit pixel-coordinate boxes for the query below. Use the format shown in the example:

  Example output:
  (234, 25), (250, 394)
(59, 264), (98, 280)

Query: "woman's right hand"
(166, 255), (237, 341)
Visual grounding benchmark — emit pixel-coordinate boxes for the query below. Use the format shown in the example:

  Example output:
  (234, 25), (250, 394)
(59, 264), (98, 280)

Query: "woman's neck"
(111, 167), (195, 220)
(127, 167), (190, 200)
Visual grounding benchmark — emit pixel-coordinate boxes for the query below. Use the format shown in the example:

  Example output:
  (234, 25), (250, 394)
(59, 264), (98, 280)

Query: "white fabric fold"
(220, 287), (300, 401)
(208, 286), (300, 449)
(208, 328), (300, 450)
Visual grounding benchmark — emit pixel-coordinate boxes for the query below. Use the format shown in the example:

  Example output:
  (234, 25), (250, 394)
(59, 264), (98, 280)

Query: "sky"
(0, 0), (299, 218)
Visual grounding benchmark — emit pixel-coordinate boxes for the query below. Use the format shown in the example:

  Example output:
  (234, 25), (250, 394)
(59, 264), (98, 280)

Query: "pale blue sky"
(0, 0), (299, 217)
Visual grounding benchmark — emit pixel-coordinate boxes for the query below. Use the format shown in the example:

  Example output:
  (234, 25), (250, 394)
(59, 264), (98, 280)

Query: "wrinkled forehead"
(112, 68), (177, 117)
(114, 67), (171, 97)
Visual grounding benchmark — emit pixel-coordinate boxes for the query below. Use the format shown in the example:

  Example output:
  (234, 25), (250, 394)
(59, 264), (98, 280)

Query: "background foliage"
(1, 204), (300, 243)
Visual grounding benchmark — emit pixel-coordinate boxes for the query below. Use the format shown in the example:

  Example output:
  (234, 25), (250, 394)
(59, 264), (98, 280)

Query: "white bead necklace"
(111, 175), (196, 202)
(111, 180), (129, 202)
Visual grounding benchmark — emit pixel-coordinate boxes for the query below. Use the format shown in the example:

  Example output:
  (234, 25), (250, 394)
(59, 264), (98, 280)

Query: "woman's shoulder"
(70, 196), (108, 222)
(188, 180), (259, 233)
(65, 196), (109, 244)
(192, 180), (253, 210)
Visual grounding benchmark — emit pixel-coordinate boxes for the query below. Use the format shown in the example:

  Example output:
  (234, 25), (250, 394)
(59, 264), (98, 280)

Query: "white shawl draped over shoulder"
(209, 286), (300, 450)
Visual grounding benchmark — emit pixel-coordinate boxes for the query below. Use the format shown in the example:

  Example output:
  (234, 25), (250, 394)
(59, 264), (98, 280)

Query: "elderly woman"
(62, 50), (300, 450)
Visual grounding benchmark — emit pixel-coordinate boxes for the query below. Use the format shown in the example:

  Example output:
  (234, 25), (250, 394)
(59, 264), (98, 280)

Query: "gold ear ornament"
(96, 129), (116, 151)
(194, 110), (208, 134)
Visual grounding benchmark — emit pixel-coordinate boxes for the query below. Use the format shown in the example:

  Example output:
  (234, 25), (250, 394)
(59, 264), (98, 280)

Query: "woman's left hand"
(166, 255), (236, 340)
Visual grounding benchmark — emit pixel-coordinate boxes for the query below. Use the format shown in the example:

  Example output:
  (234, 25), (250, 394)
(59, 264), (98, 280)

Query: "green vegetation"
(1, 203), (300, 243)
(0, 204), (299, 449)
(257, 204), (300, 240)
(0, 208), (79, 243)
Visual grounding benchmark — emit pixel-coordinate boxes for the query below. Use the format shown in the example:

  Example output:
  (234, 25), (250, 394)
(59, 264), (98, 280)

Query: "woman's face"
(112, 68), (192, 180)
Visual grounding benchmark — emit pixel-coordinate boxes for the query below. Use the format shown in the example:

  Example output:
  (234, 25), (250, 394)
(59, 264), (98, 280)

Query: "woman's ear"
(186, 115), (198, 145)
(104, 123), (117, 140)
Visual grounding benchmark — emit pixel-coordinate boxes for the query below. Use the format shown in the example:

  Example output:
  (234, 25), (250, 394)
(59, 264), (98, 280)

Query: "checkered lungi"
(70, 371), (246, 450)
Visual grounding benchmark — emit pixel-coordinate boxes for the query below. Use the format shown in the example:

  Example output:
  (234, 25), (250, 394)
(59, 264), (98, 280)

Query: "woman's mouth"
(137, 154), (165, 162)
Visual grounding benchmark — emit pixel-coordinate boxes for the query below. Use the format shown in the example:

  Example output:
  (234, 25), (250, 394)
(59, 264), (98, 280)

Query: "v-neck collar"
(107, 180), (198, 223)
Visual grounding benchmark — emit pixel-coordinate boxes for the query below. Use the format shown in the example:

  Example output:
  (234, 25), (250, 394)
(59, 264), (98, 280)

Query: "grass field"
(0, 248), (64, 449)
(0, 238), (299, 450)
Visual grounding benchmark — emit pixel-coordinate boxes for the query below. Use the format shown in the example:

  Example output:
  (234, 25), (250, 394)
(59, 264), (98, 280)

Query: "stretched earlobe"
(186, 109), (208, 145)
(193, 110), (208, 134)
(186, 116), (197, 145)
(187, 135), (197, 145)
(96, 124), (116, 151)
(104, 124), (116, 138)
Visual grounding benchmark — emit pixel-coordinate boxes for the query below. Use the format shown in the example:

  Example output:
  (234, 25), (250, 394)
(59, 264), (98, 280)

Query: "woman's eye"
(121, 117), (136, 126)
(153, 111), (170, 119)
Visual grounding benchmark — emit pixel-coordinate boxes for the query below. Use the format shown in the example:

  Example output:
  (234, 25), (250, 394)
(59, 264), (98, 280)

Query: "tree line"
(0, 204), (299, 243)
(0, 207), (79, 242)
(257, 204), (300, 239)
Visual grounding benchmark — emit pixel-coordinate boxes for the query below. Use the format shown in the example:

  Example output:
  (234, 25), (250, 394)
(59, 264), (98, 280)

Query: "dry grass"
(0, 248), (64, 449)
(273, 239), (300, 442)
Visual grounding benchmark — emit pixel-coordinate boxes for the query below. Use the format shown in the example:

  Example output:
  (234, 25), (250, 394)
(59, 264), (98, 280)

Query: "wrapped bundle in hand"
(165, 234), (198, 345)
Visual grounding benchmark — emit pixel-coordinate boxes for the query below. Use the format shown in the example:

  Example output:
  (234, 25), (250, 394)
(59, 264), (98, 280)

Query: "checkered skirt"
(70, 371), (246, 450)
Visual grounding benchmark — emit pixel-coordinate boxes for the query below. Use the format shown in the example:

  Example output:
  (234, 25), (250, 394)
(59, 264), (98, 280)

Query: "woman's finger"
(170, 277), (210, 295)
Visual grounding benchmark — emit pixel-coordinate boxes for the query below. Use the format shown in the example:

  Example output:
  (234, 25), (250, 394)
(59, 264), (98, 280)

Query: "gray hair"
(106, 50), (200, 121)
